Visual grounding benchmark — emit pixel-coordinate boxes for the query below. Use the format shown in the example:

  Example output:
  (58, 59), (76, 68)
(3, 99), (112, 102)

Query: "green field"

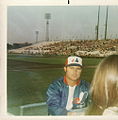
(7, 54), (102, 115)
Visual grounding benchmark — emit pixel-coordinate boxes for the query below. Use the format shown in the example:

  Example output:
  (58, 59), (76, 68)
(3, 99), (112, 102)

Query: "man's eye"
(70, 67), (73, 69)
(69, 67), (81, 70)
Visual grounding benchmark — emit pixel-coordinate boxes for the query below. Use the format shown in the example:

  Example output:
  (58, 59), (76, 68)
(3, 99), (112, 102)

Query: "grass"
(8, 54), (67, 65)
(7, 54), (103, 115)
(8, 54), (102, 66)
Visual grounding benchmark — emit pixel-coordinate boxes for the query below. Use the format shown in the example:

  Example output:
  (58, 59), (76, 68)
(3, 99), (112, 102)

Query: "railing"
(19, 102), (47, 115)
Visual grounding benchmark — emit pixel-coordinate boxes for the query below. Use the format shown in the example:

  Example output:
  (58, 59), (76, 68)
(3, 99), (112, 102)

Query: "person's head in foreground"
(86, 54), (118, 115)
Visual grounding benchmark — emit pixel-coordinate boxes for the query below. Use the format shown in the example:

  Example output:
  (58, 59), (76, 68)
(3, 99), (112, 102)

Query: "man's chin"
(71, 79), (79, 81)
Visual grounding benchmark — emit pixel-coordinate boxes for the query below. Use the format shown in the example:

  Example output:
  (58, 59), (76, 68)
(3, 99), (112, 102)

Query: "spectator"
(86, 54), (118, 115)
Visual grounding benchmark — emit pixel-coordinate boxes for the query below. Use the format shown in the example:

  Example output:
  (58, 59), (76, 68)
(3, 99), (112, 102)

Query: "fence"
(19, 102), (47, 115)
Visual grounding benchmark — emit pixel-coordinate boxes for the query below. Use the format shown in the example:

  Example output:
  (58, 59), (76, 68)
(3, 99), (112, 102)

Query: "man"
(46, 56), (90, 115)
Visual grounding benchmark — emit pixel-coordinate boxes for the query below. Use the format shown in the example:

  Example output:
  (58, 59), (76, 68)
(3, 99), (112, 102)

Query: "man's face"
(64, 66), (82, 81)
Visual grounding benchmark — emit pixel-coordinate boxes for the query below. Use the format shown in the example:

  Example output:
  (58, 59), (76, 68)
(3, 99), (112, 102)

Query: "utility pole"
(104, 6), (109, 40)
(96, 6), (100, 40)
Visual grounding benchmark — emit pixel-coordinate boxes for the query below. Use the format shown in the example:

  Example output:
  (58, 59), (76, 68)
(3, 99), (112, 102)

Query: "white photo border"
(1, 0), (118, 119)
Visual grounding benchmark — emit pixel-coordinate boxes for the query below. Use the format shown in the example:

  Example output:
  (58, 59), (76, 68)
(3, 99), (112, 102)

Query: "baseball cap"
(65, 56), (82, 67)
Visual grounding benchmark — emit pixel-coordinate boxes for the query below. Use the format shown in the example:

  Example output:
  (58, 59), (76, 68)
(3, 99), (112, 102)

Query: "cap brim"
(66, 64), (82, 67)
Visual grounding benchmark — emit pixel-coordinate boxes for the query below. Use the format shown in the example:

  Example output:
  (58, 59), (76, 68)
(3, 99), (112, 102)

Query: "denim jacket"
(46, 77), (90, 115)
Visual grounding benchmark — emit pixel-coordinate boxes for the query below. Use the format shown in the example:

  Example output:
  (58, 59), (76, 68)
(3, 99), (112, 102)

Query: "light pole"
(45, 13), (51, 42)
(35, 30), (39, 43)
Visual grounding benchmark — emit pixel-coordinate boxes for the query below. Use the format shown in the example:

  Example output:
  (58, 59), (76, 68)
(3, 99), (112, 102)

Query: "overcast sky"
(7, 6), (118, 44)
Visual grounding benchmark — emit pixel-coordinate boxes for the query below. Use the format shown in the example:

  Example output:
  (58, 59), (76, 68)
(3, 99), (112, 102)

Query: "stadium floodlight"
(35, 30), (39, 43)
(45, 13), (51, 42)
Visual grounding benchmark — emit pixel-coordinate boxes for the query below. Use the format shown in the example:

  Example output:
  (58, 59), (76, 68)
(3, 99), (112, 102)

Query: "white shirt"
(66, 85), (76, 110)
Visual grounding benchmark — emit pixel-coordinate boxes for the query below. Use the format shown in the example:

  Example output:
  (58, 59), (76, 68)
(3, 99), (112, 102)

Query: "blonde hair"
(88, 55), (118, 115)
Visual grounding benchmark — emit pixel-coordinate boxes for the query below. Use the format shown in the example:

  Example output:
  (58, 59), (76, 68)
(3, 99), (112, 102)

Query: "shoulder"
(49, 77), (65, 88)
(76, 80), (90, 92)
(79, 80), (90, 88)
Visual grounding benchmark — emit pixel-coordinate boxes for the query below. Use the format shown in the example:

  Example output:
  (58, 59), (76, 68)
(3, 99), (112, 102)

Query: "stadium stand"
(8, 39), (118, 57)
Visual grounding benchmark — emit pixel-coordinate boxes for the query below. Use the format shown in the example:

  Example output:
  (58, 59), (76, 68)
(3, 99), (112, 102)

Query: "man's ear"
(64, 66), (67, 72)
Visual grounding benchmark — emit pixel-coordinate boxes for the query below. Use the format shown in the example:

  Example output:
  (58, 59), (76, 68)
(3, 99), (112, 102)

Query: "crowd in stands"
(8, 39), (118, 57)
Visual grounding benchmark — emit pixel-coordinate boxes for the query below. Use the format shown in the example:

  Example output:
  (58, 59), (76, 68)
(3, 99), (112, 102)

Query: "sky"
(7, 6), (118, 44)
